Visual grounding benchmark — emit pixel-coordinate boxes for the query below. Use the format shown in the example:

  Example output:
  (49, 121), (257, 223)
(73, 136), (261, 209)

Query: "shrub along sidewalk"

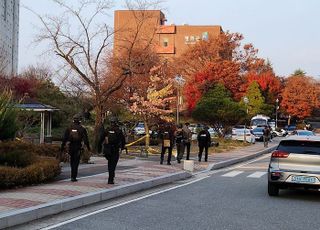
(0, 141), (61, 189)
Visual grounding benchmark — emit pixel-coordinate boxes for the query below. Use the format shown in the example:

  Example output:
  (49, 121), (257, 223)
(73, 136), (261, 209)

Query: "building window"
(202, 32), (209, 41)
(163, 38), (168, 47)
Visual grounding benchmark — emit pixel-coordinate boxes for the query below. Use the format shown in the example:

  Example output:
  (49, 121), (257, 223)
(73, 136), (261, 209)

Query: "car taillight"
(271, 150), (289, 158)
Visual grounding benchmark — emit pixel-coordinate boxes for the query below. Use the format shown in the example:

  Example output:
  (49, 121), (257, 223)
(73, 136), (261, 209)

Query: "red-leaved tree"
(244, 70), (283, 104)
(175, 32), (270, 111)
(281, 75), (319, 119)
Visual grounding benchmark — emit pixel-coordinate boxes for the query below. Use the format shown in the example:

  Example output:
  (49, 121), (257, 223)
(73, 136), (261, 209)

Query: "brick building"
(114, 10), (223, 59)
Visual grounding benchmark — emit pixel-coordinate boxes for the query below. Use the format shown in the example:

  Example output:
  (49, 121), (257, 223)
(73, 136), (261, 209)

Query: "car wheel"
(268, 182), (279, 196)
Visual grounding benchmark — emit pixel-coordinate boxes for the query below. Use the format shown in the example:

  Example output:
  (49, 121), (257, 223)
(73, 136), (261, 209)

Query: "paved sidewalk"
(0, 141), (278, 229)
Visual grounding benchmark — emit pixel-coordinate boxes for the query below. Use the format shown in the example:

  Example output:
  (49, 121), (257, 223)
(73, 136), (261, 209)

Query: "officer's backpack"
(163, 131), (171, 140)
(176, 130), (184, 143)
(162, 131), (171, 147)
(199, 132), (207, 142)
(69, 128), (82, 143)
(105, 130), (118, 145)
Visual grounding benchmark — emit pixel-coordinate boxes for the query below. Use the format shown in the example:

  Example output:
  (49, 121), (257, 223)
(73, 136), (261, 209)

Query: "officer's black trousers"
(160, 147), (172, 163)
(176, 142), (185, 161)
(184, 142), (191, 160)
(108, 153), (119, 183)
(198, 145), (209, 161)
(69, 147), (81, 180)
(104, 145), (120, 183)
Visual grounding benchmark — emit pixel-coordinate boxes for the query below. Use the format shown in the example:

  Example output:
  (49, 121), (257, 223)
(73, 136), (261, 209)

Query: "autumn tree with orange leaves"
(177, 32), (274, 111)
(281, 75), (319, 119)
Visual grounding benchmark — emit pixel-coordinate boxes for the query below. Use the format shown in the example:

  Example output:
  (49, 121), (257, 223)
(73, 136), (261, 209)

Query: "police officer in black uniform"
(99, 118), (126, 184)
(197, 126), (211, 162)
(61, 115), (90, 182)
(160, 123), (174, 165)
(175, 124), (185, 164)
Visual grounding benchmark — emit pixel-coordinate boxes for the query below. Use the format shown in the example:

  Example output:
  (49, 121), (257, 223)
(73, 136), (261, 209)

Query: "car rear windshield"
(297, 131), (314, 136)
(277, 140), (320, 155)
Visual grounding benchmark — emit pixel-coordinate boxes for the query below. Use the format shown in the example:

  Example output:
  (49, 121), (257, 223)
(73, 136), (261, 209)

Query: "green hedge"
(0, 148), (37, 167)
(0, 141), (60, 159)
(0, 157), (60, 189)
(0, 141), (61, 189)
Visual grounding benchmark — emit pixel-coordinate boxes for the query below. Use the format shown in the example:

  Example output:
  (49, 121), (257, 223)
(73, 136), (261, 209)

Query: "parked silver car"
(268, 136), (320, 196)
(231, 128), (255, 144)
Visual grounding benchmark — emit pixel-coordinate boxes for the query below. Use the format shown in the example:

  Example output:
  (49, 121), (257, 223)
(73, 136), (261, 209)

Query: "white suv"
(268, 136), (320, 196)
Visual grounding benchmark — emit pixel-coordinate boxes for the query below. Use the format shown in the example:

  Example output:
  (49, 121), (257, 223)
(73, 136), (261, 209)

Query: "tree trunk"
(143, 119), (150, 150)
(93, 91), (104, 153)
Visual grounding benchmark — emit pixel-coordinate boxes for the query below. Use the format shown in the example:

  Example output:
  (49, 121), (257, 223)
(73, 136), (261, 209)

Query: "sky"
(19, 0), (320, 78)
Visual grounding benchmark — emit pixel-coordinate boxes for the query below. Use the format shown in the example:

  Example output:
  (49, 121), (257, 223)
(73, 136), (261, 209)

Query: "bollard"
(183, 160), (194, 172)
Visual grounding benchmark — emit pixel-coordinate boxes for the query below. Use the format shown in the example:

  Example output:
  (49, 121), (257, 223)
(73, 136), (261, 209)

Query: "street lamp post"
(243, 96), (249, 143)
(174, 75), (185, 125)
(275, 98), (279, 128)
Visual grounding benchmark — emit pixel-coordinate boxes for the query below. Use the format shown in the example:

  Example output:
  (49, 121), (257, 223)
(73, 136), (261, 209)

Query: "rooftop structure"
(114, 10), (223, 59)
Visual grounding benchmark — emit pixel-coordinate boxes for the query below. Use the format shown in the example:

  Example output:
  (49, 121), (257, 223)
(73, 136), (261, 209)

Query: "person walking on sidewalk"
(160, 123), (174, 165)
(263, 125), (270, 148)
(175, 124), (185, 163)
(61, 115), (91, 182)
(197, 126), (211, 162)
(99, 117), (126, 184)
(182, 122), (192, 160)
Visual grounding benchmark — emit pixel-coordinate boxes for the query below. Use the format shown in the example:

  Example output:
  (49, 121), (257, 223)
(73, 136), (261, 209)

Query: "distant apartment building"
(0, 0), (19, 76)
(114, 10), (223, 59)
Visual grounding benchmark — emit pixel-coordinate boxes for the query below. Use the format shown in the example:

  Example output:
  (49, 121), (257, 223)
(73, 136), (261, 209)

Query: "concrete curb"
(0, 171), (191, 229)
(208, 145), (277, 171)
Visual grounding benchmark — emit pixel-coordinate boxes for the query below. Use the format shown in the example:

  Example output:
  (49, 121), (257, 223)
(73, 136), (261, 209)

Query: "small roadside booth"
(16, 97), (59, 144)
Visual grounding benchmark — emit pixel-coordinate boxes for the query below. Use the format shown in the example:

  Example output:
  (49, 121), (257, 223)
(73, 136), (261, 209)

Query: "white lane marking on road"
(240, 166), (268, 169)
(41, 176), (209, 230)
(208, 153), (271, 176)
(222, 171), (244, 177)
(247, 171), (267, 178)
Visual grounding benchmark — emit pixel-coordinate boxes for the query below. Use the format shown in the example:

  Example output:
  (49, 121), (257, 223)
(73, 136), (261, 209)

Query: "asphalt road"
(43, 154), (320, 230)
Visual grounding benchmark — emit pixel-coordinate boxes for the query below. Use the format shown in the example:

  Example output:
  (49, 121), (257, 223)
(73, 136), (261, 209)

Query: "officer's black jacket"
(61, 123), (90, 150)
(98, 125), (126, 153)
(159, 127), (175, 147)
(197, 130), (211, 147)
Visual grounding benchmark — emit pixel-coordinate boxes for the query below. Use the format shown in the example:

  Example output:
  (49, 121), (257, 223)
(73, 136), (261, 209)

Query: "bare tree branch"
(24, 0), (165, 150)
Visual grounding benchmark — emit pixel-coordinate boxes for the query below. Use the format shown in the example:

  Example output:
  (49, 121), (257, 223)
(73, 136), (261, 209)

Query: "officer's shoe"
(160, 161), (163, 165)
(177, 159), (181, 164)
(71, 178), (78, 182)
(167, 162), (171, 165)
(108, 181), (114, 184)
